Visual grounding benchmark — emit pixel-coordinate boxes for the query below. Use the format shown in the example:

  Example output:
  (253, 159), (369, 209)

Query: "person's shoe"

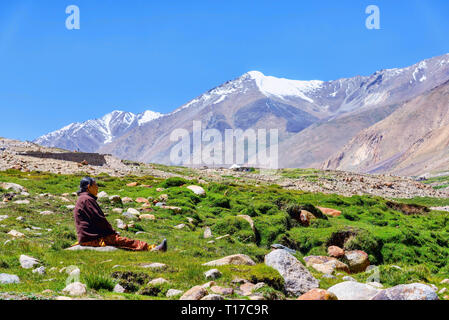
(151, 239), (167, 252)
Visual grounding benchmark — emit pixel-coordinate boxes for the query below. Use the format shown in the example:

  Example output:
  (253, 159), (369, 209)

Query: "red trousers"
(80, 234), (155, 251)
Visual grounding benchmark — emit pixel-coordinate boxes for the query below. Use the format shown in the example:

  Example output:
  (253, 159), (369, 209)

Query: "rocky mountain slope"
(323, 80), (449, 176)
(34, 110), (163, 153)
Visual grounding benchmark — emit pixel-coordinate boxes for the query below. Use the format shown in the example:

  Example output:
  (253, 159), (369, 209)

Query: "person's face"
(87, 182), (98, 196)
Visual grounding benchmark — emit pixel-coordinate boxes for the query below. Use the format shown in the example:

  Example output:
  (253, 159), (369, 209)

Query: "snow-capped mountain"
(34, 110), (163, 153)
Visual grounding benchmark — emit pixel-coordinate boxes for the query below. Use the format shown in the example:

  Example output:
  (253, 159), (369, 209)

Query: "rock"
(343, 250), (370, 273)
(322, 274), (337, 279)
(40, 211), (54, 215)
(136, 197), (149, 204)
(203, 254), (256, 267)
(316, 207), (341, 217)
(186, 185), (206, 196)
(441, 279), (449, 284)
(207, 240), (215, 244)
(202, 281), (216, 288)
(159, 194), (169, 202)
(166, 289), (184, 297)
(297, 289), (338, 300)
(179, 286), (208, 300)
(439, 288), (447, 294)
(174, 224), (186, 230)
(141, 263), (167, 270)
(203, 227), (212, 239)
(20, 255), (40, 269)
(304, 256), (350, 274)
(371, 283), (439, 300)
(342, 276), (356, 282)
(97, 191), (108, 198)
(62, 282), (87, 296)
(299, 210), (316, 226)
(0, 215), (8, 222)
(367, 282), (384, 289)
(240, 282), (256, 296)
(16, 216), (25, 222)
(328, 281), (381, 300)
(139, 214), (155, 220)
(236, 215), (255, 231)
(211, 286), (234, 295)
(116, 219), (127, 230)
(126, 182), (138, 187)
(65, 245), (118, 252)
(14, 200), (30, 205)
(109, 195), (122, 204)
(201, 294), (224, 300)
(328, 246), (345, 258)
(0, 182), (26, 193)
(265, 249), (319, 296)
(113, 284), (126, 293)
(216, 234), (230, 240)
(126, 208), (140, 216)
(32, 266), (46, 275)
(0, 273), (20, 284)
(204, 269), (222, 280)
(249, 295), (266, 300)
(112, 208), (123, 214)
(122, 197), (134, 203)
(66, 205), (75, 210)
(156, 188), (164, 192)
(148, 278), (169, 285)
(270, 244), (296, 255)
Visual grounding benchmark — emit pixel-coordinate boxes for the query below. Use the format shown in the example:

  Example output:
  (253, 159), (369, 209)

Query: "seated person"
(72, 177), (167, 252)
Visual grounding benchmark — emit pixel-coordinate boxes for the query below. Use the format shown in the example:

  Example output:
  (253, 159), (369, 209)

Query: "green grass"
(0, 169), (448, 300)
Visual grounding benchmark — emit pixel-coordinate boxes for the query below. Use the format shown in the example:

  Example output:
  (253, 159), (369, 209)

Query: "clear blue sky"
(1, 0), (448, 141)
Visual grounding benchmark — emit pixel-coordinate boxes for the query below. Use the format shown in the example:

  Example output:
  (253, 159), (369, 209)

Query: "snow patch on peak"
(138, 110), (163, 125)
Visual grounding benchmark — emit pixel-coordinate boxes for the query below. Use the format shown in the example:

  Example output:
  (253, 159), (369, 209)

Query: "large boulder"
(328, 281), (381, 300)
(297, 288), (338, 300)
(342, 250), (370, 273)
(179, 286), (208, 300)
(265, 249), (319, 296)
(203, 254), (256, 267)
(371, 283), (439, 300)
(0, 273), (20, 284)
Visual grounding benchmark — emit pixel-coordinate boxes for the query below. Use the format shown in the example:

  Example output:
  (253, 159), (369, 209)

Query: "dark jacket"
(73, 192), (116, 243)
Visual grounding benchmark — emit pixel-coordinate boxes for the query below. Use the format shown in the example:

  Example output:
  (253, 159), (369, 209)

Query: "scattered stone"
(342, 276), (356, 282)
(97, 191), (108, 198)
(136, 197), (149, 204)
(203, 227), (212, 239)
(343, 250), (370, 273)
(14, 200), (30, 205)
(0, 182), (26, 193)
(109, 195), (122, 204)
(126, 208), (140, 216)
(113, 284), (126, 293)
(112, 208), (123, 214)
(270, 244), (296, 255)
(16, 216), (25, 222)
(202, 281), (216, 289)
(65, 245), (118, 252)
(40, 211), (54, 215)
(174, 224), (186, 230)
(32, 266), (46, 275)
(0, 273), (20, 284)
(372, 283), (439, 300)
(328, 246), (345, 258)
(297, 288), (338, 300)
(186, 185), (206, 196)
(20, 255), (40, 269)
(141, 263), (167, 270)
(66, 205), (75, 210)
(441, 279), (449, 284)
(201, 294), (224, 300)
(166, 289), (183, 298)
(207, 240), (215, 244)
(249, 295), (266, 300)
(367, 282), (384, 289)
(0, 215), (8, 222)
(304, 256), (350, 274)
(126, 182), (138, 187)
(62, 282), (87, 296)
(240, 282), (256, 296)
(316, 207), (341, 217)
(116, 219), (127, 230)
(328, 281), (381, 300)
(148, 278), (169, 285)
(156, 188), (164, 192)
(236, 215), (255, 231)
(265, 249), (319, 296)
(322, 274), (337, 279)
(203, 254), (256, 267)
(122, 197), (134, 203)
(139, 214), (155, 220)
(211, 286), (234, 295)
(179, 286), (208, 300)
(55, 296), (73, 300)
(204, 269), (222, 280)
(439, 288), (447, 294)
